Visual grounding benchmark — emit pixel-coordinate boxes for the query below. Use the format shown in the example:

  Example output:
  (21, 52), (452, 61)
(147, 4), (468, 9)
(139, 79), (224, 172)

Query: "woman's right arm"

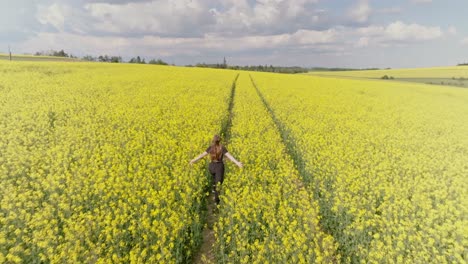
(190, 151), (208, 165)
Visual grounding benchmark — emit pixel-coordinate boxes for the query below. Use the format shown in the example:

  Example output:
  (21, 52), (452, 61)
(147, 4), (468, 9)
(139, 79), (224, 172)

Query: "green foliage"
(82, 55), (96, 61)
(148, 59), (168, 65)
(98, 55), (122, 63)
(35, 49), (69, 57)
(128, 56), (146, 64)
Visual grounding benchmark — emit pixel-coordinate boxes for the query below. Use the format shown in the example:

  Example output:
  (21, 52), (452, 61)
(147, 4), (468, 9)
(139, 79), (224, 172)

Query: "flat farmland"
(1, 61), (467, 263)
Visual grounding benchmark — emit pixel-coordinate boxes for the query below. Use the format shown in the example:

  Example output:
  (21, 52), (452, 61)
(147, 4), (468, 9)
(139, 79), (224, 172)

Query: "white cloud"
(36, 2), (100, 35)
(385, 21), (442, 41)
(356, 21), (443, 45)
(84, 0), (215, 37)
(19, 28), (338, 58)
(292, 29), (337, 45)
(376, 7), (402, 14)
(205, 0), (323, 36)
(18, 17), (444, 63)
(32, 0), (324, 38)
(347, 0), (372, 23)
(7, 0), (461, 68)
(37, 3), (66, 31)
(0, 0), (41, 42)
(448, 26), (457, 36)
(461, 37), (468, 46)
(356, 37), (369, 47)
(410, 0), (432, 3)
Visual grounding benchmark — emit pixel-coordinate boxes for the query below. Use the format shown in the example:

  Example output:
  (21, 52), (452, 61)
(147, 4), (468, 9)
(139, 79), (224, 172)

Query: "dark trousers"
(208, 162), (224, 204)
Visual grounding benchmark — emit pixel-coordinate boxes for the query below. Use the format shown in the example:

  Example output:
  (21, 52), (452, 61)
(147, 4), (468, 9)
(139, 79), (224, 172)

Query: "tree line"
(82, 55), (168, 65)
(188, 63), (385, 74)
(33, 49), (402, 73)
(34, 49), (169, 65)
(35, 49), (78, 58)
(187, 57), (309, 74)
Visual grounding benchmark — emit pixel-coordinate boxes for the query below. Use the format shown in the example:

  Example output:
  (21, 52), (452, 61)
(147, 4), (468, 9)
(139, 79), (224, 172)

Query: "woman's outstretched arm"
(190, 151), (208, 165)
(225, 152), (243, 168)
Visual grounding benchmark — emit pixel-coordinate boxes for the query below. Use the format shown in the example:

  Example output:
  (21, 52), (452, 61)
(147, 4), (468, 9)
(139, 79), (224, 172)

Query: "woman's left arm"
(190, 151), (208, 165)
(225, 152), (243, 168)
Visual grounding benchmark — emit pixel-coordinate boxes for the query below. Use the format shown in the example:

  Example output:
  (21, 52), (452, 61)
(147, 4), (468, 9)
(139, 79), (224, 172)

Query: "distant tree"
(129, 56), (149, 64)
(110, 56), (122, 63)
(34, 49), (70, 57)
(82, 55), (96, 61)
(52, 49), (68, 57)
(381, 75), (394, 80)
(98, 55), (121, 63)
(149, 58), (169, 65)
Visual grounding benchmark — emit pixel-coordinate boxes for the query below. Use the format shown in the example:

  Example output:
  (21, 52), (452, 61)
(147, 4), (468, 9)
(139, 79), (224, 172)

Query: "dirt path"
(192, 192), (217, 264)
(192, 73), (239, 263)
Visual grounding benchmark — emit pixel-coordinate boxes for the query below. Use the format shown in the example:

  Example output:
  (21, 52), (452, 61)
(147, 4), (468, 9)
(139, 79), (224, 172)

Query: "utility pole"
(8, 45), (12, 61)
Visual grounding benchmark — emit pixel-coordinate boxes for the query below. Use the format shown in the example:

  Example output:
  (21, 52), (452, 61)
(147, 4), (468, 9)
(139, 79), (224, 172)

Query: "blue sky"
(1, 0), (467, 68)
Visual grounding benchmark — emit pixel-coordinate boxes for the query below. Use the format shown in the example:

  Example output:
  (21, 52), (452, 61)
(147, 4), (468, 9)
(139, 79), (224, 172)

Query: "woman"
(190, 135), (243, 204)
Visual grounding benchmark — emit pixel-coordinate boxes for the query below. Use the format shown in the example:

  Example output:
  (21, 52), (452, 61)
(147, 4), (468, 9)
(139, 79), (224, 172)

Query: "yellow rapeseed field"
(213, 74), (338, 263)
(1, 61), (467, 263)
(308, 66), (468, 79)
(252, 72), (468, 263)
(0, 61), (236, 263)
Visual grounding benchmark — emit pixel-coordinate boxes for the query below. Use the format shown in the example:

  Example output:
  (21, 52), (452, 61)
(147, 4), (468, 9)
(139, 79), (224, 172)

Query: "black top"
(206, 145), (228, 162)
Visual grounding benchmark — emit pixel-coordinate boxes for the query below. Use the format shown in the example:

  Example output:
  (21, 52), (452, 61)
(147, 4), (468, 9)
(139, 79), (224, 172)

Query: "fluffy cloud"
(19, 27), (338, 58)
(410, 0), (432, 3)
(384, 21), (442, 41)
(37, 3), (72, 32)
(347, 0), (372, 24)
(356, 37), (369, 47)
(34, 0), (325, 38)
(210, 0), (323, 36)
(21, 19), (444, 59)
(83, 0), (215, 37)
(355, 21), (443, 46)
(4, 0), (459, 68)
(83, 0), (152, 3)
(461, 37), (468, 46)
(0, 0), (42, 42)
(376, 7), (402, 14)
(447, 26), (457, 36)
(36, 2), (106, 36)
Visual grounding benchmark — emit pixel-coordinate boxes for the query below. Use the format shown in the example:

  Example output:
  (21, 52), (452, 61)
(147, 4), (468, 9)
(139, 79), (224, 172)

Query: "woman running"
(190, 135), (243, 204)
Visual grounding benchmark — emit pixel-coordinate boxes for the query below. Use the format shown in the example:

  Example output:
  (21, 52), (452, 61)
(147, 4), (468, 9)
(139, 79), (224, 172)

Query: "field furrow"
(252, 72), (468, 263)
(213, 73), (339, 263)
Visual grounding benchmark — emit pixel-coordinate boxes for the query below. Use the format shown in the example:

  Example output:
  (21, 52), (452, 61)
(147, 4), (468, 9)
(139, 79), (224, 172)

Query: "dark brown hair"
(210, 135), (222, 161)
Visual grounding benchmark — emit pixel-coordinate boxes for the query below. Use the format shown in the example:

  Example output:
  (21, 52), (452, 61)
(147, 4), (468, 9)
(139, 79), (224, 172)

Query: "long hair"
(210, 135), (223, 161)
